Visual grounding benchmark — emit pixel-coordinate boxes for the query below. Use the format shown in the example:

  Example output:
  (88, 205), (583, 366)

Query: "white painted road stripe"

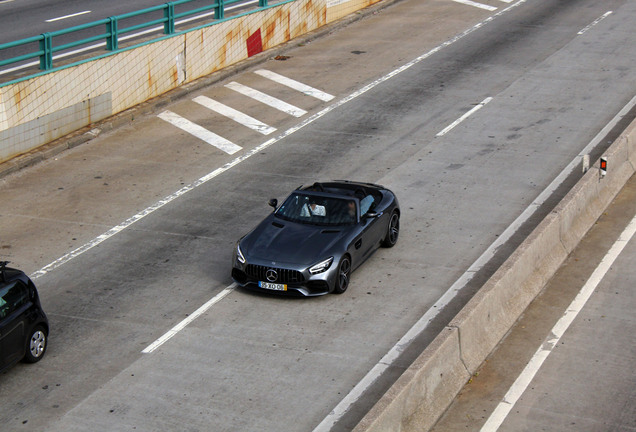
(158, 110), (242, 154)
(46, 10), (91, 22)
(142, 284), (236, 353)
(578, 11), (612, 35)
(480, 212), (636, 432)
(254, 69), (335, 102)
(436, 97), (493, 137)
(193, 95), (276, 135)
(452, 0), (498, 11)
(225, 81), (307, 117)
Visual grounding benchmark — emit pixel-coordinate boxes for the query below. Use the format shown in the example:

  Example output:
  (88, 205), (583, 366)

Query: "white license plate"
(258, 281), (287, 291)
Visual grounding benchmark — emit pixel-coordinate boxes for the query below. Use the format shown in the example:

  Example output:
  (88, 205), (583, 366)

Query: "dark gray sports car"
(231, 181), (399, 296)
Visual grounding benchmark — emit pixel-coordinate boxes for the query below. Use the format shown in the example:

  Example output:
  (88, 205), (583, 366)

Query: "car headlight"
(236, 244), (246, 264)
(309, 257), (333, 275)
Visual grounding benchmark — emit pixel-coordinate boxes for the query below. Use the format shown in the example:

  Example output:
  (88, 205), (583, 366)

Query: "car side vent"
(272, 221), (285, 228)
(321, 229), (340, 234)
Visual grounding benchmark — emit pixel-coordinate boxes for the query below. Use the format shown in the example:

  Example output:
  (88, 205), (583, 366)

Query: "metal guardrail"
(0, 0), (280, 77)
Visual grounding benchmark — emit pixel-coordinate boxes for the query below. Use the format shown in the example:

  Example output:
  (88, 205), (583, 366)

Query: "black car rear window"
(275, 193), (356, 226)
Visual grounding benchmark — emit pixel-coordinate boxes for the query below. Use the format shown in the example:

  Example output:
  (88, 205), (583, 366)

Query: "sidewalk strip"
(193, 95), (276, 135)
(225, 81), (307, 117)
(158, 110), (242, 154)
(254, 69), (335, 101)
(480, 213), (636, 432)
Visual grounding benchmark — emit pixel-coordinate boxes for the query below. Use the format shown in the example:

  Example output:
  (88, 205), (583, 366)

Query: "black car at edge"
(0, 262), (49, 373)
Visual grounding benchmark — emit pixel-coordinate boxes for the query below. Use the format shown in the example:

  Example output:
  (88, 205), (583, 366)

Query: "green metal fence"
(0, 0), (280, 75)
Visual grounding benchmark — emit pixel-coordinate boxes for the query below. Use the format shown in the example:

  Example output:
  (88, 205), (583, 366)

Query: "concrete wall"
(0, 0), (382, 164)
(354, 119), (636, 431)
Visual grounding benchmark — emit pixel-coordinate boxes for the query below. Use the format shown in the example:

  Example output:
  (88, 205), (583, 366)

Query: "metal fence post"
(259, 0), (268, 6)
(107, 17), (119, 50)
(215, 0), (224, 20)
(39, 33), (53, 70)
(164, 3), (175, 34)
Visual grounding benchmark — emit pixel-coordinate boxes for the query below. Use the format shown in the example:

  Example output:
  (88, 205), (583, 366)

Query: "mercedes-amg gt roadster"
(231, 181), (400, 296)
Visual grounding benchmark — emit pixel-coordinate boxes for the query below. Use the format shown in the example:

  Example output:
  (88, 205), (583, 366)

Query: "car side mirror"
(268, 199), (278, 210)
(365, 211), (379, 218)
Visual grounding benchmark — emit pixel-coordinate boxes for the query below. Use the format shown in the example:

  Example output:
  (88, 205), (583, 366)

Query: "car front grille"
(245, 264), (305, 284)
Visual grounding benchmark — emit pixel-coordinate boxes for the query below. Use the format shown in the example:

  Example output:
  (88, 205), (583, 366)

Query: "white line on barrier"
(142, 284), (236, 354)
(158, 110), (242, 154)
(193, 95), (276, 135)
(225, 82), (308, 117)
(436, 97), (493, 137)
(480, 212), (636, 432)
(578, 11), (613, 35)
(254, 69), (335, 102)
(453, 0), (498, 11)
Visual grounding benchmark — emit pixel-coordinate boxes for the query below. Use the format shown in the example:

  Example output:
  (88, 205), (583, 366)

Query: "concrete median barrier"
(354, 117), (636, 432)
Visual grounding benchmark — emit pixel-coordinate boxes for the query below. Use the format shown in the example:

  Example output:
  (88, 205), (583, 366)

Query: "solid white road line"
(436, 97), (493, 137)
(480, 212), (636, 432)
(254, 69), (335, 102)
(46, 10), (91, 22)
(453, 0), (498, 11)
(225, 81), (308, 117)
(157, 110), (242, 154)
(142, 284), (236, 353)
(193, 95), (276, 135)
(578, 11), (613, 35)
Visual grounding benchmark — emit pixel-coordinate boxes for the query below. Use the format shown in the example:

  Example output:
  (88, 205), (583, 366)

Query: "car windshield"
(275, 193), (356, 226)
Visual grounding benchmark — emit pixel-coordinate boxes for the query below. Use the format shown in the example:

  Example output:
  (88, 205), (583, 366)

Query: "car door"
(349, 209), (384, 267)
(0, 281), (30, 368)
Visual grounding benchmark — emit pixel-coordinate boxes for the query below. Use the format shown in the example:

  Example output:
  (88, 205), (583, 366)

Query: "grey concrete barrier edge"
(353, 117), (636, 432)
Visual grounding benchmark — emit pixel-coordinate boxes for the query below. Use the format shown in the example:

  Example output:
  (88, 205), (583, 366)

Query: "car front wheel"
(333, 255), (351, 294)
(23, 325), (47, 363)
(382, 211), (400, 248)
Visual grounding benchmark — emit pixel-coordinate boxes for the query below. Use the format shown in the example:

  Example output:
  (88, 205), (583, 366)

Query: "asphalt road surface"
(0, 0), (635, 431)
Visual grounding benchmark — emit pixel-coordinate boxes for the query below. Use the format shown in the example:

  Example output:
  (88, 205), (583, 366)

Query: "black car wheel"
(23, 325), (47, 363)
(333, 255), (351, 294)
(382, 211), (400, 248)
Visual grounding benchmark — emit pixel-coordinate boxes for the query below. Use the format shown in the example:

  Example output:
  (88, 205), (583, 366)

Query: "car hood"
(241, 216), (344, 266)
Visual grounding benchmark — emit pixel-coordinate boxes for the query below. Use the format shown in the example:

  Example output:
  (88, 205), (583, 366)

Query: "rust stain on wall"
(12, 82), (29, 117)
